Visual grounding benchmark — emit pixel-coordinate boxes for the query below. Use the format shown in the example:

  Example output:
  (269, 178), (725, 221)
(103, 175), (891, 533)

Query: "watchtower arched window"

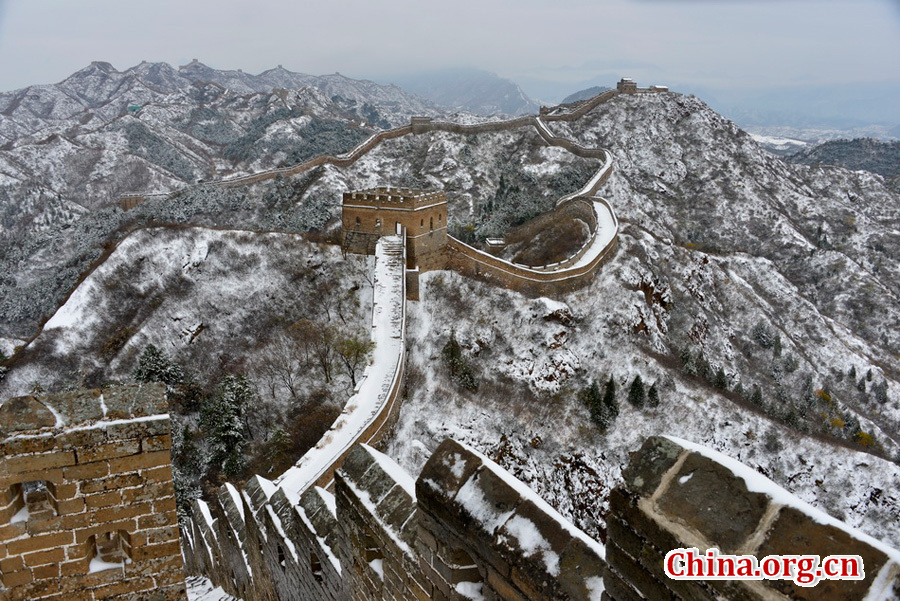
(375, 218), (382, 229)
(430, 217), (434, 231)
(355, 216), (361, 228)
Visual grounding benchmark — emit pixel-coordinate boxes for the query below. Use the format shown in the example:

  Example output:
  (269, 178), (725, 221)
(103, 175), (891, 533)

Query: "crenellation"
(0, 383), (186, 601)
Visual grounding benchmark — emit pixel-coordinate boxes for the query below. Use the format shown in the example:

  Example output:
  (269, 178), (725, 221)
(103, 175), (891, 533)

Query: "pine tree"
(603, 376), (617, 413)
(627, 375), (646, 408)
(133, 344), (183, 387)
(442, 331), (478, 392)
(204, 374), (254, 478)
(579, 381), (604, 427)
(713, 366), (728, 390)
(648, 382), (660, 407)
(750, 384), (763, 407)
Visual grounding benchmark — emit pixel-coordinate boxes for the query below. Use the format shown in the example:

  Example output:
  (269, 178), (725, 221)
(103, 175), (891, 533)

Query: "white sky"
(0, 0), (898, 95)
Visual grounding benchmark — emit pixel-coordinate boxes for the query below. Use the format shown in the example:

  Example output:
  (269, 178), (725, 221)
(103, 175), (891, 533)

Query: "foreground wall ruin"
(182, 437), (900, 600)
(0, 384), (186, 601)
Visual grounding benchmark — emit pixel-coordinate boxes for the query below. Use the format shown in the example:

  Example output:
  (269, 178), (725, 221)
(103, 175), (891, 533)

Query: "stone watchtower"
(0, 383), (186, 601)
(341, 187), (448, 272)
(617, 78), (638, 94)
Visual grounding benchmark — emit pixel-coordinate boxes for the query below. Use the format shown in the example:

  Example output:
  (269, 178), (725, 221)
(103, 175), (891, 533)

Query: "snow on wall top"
(664, 435), (900, 564)
(274, 235), (406, 500)
(0, 382), (168, 438)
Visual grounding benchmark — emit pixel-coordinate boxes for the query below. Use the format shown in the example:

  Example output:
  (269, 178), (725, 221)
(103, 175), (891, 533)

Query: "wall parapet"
(0, 383), (186, 601)
(182, 433), (900, 600)
(445, 196), (619, 297)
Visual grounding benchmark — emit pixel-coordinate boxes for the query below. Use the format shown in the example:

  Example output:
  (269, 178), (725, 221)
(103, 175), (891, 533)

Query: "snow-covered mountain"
(1, 73), (898, 551)
(0, 60), (444, 247)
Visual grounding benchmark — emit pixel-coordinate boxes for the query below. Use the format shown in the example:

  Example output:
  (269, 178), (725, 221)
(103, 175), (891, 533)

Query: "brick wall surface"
(0, 384), (186, 601)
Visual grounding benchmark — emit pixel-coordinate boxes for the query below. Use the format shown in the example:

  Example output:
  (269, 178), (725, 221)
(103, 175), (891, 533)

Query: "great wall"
(2, 81), (900, 600)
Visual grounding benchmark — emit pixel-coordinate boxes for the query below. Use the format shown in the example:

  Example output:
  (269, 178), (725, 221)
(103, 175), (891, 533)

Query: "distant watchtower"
(617, 77), (638, 94)
(341, 187), (448, 271)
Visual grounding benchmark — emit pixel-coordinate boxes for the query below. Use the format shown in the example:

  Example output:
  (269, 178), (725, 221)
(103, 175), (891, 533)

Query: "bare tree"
(336, 335), (375, 388)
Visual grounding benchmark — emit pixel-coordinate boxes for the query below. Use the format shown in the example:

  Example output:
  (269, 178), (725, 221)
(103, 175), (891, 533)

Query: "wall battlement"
(343, 188), (447, 209)
(182, 435), (900, 601)
(0, 383), (186, 601)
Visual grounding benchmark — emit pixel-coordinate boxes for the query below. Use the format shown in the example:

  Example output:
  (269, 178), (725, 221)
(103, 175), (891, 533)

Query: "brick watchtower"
(0, 383), (186, 601)
(341, 187), (448, 271)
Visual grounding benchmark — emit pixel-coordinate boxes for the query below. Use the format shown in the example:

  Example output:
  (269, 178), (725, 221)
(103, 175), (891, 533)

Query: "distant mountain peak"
(388, 68), (539, 116)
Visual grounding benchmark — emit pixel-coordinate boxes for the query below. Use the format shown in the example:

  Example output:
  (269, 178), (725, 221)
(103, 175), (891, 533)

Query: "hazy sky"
(0, 0), (898, 99)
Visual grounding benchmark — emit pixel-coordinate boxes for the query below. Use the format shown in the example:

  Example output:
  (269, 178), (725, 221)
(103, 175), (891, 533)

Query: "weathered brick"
(57, 497), (86, 515)
(90, 575), (154, 600)
(63, 461), (109, 480)
(105, 417), (170, 442)
(0, 521), (27, 542)
(131, 526), (180, 547)
(138, 512), (175, 529)
(142, 465), (174, 483)
(122, 481), (172, 504)
(0, 569), (33, 588)
(0, 435), (56, 455)
(52, 482), (77, 500)
(91, 502), (153, 525)
(77, 440), (141, 464)
(61, 558), (89, 577)
(25, 514), (65, 537)
(75, 519), (136, 543)
(108, 450), (170, 475)
(0, 555), (24, 572)
(142, 434), (172, 453)
(153, 495), (177, 513)
(7, 530), (74, 555)
(132, 540), (181, 562)
(31, 562), (59, 580)
(5, 451), (76, 474)
(84, 490), (122, 508)
(80, 473), (142, 495)
(56, 428), (108, 451)
(485, 566), (527, 601)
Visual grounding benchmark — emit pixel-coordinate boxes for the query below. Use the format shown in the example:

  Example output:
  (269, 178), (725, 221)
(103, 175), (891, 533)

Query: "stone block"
(606, 542), (674, 601)
(376, 484), (416, 534)
(6, 451), (76, 474)
(655, 452), (769, 553)
(108, 450), (170, 474)
(0, 396), (57, 435)
(755, 505), (889, 600)
(142, 434), (172, 453)
(557, 534), (607, 601)
(416, 439), (482, 508)
(77, 440), (141, 464)
(63, 460), (109, 480)
(84, 490), (122, 508)
(0, 434), (56, 455)
(6, 530), (74, 555)
(57, 427), (109, 451)
(621, 436), (685, 497)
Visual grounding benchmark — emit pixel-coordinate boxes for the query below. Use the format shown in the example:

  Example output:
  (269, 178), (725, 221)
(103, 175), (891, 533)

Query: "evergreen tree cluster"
(441, 331), (479, 392)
